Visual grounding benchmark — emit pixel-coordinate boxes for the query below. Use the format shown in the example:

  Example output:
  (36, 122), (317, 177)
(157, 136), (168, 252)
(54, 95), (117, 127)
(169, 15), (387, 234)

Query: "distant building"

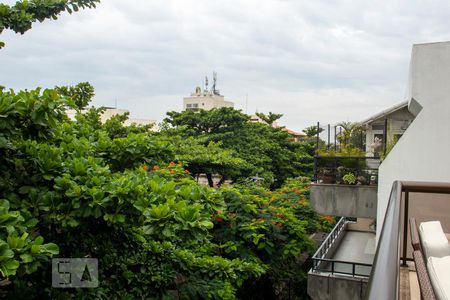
(249, 114), (305, 142)
(67, 107), (156, 128)
(281, 128), (305, 142)
(249, 114), (279, 127)
(361, 101), (414, 157)
(183, 73), (234, 111)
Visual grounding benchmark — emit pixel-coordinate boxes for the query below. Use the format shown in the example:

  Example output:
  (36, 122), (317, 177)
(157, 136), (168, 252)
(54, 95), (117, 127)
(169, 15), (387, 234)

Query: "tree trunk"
(206, 173), (214, 187)
(217, 176), (226, 186)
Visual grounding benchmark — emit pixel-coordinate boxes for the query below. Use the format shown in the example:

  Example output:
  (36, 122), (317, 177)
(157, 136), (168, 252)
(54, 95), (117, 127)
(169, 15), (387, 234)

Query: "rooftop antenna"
(245, 94), (248, 114)
(212, 71), (220, 95)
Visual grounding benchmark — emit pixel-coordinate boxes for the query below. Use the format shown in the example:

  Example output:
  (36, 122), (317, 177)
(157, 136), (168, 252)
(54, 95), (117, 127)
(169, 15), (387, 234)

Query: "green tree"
(164, 108), (313, 188)
(166, 107), (250, 135)
(212, 177), (333, 299)
(301, 125), (327, 155)
(336, 121), (365, 151)
(302, 125), (324, 137)
(0, 88), (329, 298)
(0, 88), (265, 298)
(174, 138), (250, 187)
(0, 0), (99, 48)
(255, 112), (283, 126)
(55, 81), (95, 110)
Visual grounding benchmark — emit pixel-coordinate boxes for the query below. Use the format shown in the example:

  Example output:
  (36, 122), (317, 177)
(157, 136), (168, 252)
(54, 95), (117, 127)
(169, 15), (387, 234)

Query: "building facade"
(308, 41), (450, 299)
(376, 41), (450, 238)
(183, 74), (234, 111)
(67, 107), (156, 128)
(362, 101), (415, 157)
(183, 87), (234, 111)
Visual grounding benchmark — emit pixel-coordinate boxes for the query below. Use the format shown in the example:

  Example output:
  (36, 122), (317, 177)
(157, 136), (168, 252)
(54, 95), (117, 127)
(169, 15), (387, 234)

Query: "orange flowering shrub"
(209, 177), (335, 299)
(149, 162), (192, 180)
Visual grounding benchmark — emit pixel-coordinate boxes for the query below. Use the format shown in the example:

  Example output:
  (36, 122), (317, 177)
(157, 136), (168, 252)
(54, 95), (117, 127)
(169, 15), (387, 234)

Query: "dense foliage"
(164, 108), (313, 188)
(255, 112), (283, 126)
(0, 87), (333, 299)
(55, 82), (95, 110)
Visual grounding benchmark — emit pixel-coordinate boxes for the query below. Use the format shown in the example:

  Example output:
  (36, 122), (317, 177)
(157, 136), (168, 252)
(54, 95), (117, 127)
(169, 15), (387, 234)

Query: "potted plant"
(342, 172), (357, 185)
(318, 167), (336, 184)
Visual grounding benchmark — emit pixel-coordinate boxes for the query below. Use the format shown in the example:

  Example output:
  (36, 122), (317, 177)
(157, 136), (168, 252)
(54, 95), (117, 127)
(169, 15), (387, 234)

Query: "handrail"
(311, 217), (372, 278)
(314, 156), (378, 159)
(400, 181), (450, 194)
(313, 155), (380, 184)
(365, 181), (402, 300)
(313, 257), (373, 266)
(312, 258), (372, 277)
(312, 216), (346, 259)
(365, 180), (450, 300)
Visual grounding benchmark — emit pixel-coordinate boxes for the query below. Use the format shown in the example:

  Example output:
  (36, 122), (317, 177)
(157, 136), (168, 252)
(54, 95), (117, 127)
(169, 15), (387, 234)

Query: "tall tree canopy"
(255, 112), (283, 126)
(302, 125), (324, 137)
(164, 108), (313, 188)
(55, 81), (95, 110)
(336, 121), (365, 151)
(0, 86), (331, 299)
(166, 107), (250, 135)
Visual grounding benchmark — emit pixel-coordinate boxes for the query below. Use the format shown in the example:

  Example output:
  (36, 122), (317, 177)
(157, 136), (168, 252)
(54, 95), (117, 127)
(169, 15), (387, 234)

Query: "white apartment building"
(183, 74), (234, 111)
(183, 90), (234, 111)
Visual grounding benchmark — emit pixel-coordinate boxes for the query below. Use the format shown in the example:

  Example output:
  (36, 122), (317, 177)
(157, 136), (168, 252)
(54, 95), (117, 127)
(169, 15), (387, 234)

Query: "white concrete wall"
(183, 94), (234, 111)
(377, 42), (450, 238)
(99, 108), (129, 123)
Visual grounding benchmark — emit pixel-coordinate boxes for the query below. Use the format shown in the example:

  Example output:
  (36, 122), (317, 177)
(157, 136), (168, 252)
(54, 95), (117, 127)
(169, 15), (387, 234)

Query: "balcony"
(310, 156), (380, 218)
(366, 181), (450, 300)
(310, 178), (450, 300)
(308, 217), (376, 300)
(308, 155), (380, 300)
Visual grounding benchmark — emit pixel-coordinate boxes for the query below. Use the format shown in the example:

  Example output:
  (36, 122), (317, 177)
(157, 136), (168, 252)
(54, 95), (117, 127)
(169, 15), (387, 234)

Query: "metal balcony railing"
(311, 258), (372, 277)
(311, 217), (372, 278)
(312, 216), (346, 259)
(313, 156), (380, 185)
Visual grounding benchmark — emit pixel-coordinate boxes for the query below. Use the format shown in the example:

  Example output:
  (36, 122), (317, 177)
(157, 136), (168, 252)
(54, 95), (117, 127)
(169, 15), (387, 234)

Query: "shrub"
(342, 173), (357, 185)
(0, 88), (329, 299)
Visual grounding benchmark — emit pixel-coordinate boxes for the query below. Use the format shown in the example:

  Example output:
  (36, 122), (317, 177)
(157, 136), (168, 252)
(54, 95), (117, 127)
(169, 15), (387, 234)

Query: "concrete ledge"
(310, 184), (377, 218)
(308, 272), (368, 300)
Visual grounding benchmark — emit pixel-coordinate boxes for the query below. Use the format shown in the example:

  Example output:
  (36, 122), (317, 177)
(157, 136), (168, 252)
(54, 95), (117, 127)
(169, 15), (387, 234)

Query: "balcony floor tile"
(332, 231), (376, 264)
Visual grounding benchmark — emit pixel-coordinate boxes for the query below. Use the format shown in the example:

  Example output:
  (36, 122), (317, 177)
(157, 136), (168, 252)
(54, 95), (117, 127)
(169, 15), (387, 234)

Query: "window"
(372, 124), (385, 130)
(373, 133), (384, 157)
(186, 104), (192, 108)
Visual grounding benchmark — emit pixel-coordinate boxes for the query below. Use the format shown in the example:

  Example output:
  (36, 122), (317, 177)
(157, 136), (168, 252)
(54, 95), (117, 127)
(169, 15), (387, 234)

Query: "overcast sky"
(1, 0), (450, 131)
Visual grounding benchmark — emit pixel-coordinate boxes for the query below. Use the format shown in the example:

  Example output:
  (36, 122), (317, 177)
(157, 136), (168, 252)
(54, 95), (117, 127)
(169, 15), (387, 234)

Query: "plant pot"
(319, 174), (335, 184)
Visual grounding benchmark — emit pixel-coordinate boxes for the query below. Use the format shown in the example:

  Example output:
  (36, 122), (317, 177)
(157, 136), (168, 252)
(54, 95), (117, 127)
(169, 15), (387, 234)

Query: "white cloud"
(1, 0), (450, 130)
